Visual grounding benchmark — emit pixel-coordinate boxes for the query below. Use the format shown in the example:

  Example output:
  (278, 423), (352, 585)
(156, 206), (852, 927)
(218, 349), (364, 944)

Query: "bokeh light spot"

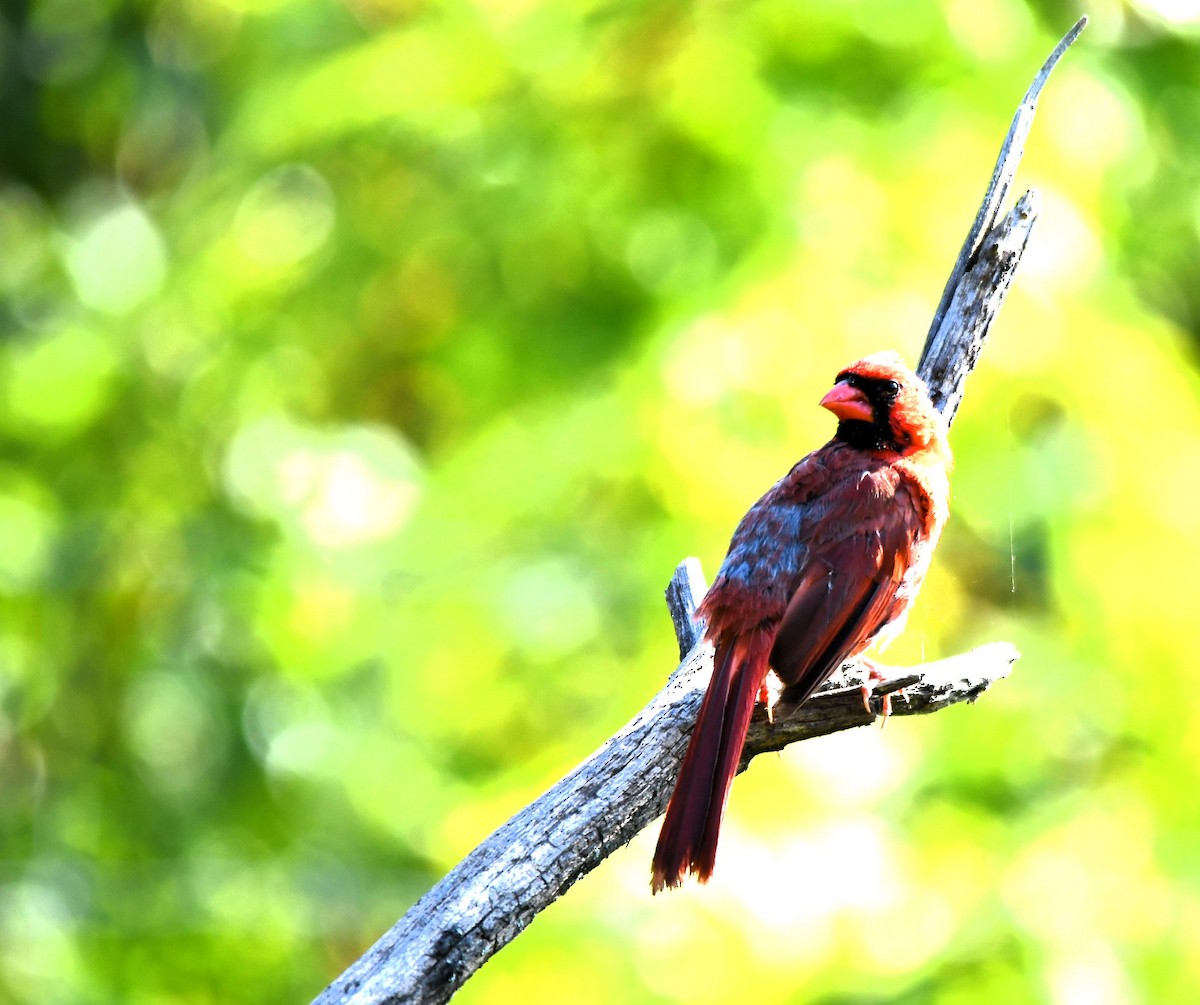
(496, 558), (601, 659)
(626, 210), (718, 294)
(3, 326), (120, 437)
(64, 202), (167, 314)
(1130, 0), (1200, 27)
(124, 671), (223, 794)
(223, 417), (423, 548)
(0, 494), (54, 592)
(234, 164), (335, 270)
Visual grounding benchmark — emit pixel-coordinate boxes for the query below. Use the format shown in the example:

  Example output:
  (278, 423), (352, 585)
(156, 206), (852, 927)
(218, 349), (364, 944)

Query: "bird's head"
(819, 352), (946, 454)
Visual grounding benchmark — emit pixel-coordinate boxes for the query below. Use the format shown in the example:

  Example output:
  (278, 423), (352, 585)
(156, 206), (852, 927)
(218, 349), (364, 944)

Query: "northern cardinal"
(651, 352), (951, 893)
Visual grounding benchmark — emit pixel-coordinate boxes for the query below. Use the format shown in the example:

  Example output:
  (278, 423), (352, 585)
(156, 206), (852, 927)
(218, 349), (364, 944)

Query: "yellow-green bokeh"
(2, 2), (1199, 1004)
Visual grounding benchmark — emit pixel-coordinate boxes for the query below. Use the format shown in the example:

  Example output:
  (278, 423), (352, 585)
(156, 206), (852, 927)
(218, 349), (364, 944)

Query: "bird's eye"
(880, 379), (900, 398)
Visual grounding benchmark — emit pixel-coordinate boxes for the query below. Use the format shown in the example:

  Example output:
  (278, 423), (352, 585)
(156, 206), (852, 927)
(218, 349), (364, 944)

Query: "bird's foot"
(858, 659), (901, 727)
(759, 670), (783, 724)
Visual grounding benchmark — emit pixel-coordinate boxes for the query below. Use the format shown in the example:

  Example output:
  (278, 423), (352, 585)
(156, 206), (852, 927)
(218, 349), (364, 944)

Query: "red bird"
(651, 352), (951, 893)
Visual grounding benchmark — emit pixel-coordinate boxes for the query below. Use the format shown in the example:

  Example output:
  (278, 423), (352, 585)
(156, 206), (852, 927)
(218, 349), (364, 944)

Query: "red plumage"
(651, 352), (951, 893)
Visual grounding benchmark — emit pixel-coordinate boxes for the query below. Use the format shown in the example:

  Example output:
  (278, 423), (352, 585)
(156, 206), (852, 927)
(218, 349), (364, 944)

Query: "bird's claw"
(758, 670), (783, 724)
(859, 660), (899, 727)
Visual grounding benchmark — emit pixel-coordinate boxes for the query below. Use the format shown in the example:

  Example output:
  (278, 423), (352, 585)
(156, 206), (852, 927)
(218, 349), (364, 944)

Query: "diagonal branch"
(922, 14), (1086, 380)
(310, 18), (1086, 1005)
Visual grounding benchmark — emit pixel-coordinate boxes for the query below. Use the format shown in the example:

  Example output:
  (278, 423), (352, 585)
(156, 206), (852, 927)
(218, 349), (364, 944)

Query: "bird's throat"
(836, 418), (897, 452)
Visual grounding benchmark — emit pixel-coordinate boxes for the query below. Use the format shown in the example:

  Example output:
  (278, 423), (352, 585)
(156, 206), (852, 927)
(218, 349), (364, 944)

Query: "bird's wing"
(768, 487), (920, 704)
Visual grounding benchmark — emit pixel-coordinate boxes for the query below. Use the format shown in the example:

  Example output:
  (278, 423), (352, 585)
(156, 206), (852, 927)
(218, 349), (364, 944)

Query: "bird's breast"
(854, 467), (901, 501)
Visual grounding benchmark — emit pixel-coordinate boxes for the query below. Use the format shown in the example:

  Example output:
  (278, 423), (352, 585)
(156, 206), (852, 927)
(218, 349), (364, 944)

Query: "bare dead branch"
(922, 14), (1086, 373)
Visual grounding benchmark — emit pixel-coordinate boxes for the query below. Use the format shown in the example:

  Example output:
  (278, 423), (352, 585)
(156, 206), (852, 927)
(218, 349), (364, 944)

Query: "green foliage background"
(3, 0), (1200, 1002)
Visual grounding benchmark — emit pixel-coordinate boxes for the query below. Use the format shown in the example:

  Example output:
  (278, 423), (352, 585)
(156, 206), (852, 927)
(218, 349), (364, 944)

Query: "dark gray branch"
(664, 554), (707, 659)
(920, 191), (1039, 423)
(310, 19), (1086, 1005)
(920, 14), (1084, 423)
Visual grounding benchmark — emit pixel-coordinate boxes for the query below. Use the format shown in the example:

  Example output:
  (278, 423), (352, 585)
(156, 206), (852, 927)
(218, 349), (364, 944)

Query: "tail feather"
(651, 630), (773, 892)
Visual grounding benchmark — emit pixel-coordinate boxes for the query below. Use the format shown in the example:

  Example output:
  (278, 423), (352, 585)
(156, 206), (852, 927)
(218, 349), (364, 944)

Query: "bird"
(650, 351), (952, 893)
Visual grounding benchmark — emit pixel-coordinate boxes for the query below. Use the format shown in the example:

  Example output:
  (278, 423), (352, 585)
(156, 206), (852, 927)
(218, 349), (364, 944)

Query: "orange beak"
(820, 382), (874, 423)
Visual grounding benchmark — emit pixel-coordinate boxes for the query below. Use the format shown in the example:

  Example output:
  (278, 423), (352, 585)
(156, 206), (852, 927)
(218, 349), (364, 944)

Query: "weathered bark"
(311, 17), (1087, 1005)
(921, 14), (1087, 423)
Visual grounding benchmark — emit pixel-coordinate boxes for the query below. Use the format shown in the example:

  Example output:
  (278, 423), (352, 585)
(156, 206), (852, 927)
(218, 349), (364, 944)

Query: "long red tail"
(651, 630), (772, 892)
